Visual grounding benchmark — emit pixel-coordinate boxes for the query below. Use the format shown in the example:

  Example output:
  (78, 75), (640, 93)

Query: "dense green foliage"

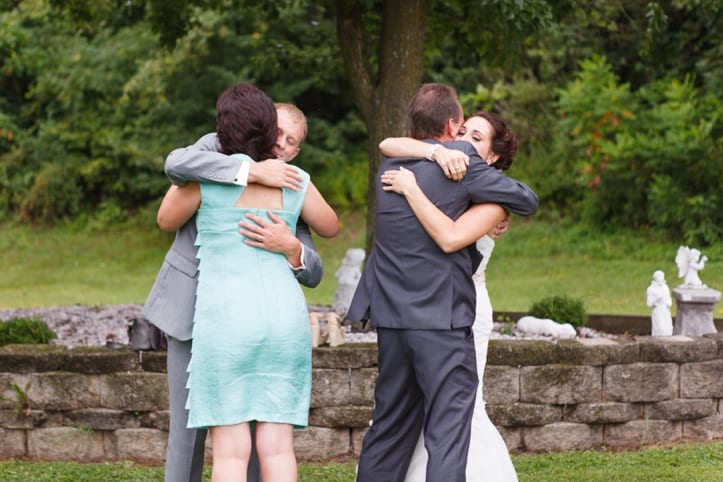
(0, 0), (365, 225)
(549, 57), (722, 245)
(0, 0), (721, 244)
(528, 295), (588, 328)
(0, 316), (56, 345)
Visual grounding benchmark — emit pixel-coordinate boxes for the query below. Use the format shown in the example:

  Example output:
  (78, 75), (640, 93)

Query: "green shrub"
(528, 295), (587, 328)
(0, 317), (57, 345)
(19, 163), (83, 224)
(552, 56), (723, 245)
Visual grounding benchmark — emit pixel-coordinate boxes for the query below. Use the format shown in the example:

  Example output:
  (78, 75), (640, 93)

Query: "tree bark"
(335, 0), (426, 256)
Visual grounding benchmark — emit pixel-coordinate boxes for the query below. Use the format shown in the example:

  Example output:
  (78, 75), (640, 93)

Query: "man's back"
(371, 149), (478, 330)
(349, 140), (538, 331)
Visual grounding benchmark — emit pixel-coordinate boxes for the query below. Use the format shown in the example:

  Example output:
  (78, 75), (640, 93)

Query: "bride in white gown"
(379, 111), (519, 482)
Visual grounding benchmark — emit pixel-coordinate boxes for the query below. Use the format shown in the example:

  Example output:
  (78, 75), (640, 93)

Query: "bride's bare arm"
(157, 183), (201, 232)
(381, 167), (505, 252)
(379, 137), (469, 181)
(300, 181), (339, 238)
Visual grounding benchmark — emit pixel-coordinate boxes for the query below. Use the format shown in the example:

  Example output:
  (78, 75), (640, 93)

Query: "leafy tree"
(336, 0), (556, 250)
(145, 0), (555, 252)
(0, 1), (366, 227)
(553, 56), (722, 245)
(0, 2), (169, 223)
(519, 0), (721, 93)
(2, 0), (720, 247)
(490, 0), (722, 244)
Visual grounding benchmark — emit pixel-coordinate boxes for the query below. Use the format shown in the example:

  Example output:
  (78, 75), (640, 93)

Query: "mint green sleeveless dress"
(186, 155), (312, 429)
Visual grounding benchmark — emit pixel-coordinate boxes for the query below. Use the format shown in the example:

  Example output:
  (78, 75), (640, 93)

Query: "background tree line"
(1, 0), (720, 247)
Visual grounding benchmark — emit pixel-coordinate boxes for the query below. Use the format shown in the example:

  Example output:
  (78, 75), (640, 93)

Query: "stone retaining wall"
(1, 333), (722, 464)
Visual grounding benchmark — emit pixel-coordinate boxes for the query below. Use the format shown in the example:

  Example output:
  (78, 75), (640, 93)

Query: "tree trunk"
(335, 0), (426, 256)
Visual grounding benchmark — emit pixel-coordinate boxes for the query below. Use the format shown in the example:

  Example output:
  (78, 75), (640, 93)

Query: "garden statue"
(646, 270), (673, 336)
(516, 315), (577, 339)
(675, 246), (708, 287)
(333, 248), (366, 318)
(671, 246), (720, 336)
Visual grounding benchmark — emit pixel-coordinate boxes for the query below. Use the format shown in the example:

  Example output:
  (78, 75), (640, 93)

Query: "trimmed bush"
(528, 295), (588, 328)
(0, 317), (57, 345)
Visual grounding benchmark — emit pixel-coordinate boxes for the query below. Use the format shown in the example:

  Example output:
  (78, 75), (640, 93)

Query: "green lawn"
(1, 442), (721, 481)
(2, 214), (722, 316)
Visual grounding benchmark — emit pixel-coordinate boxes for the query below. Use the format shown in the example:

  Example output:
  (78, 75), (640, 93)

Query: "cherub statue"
(675, 246), (708, 287)
(333, 248), (366, 317)
(646, 270), (673, 336)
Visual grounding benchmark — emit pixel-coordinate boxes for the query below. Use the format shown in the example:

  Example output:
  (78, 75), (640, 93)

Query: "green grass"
(0, 218), (175, 308)
(512, 442), (723, 481)
(0, 442), (721, 481)
(0, 460), (359, 481)
(1, 214), (722, 317)
(487, 219), (722, 316)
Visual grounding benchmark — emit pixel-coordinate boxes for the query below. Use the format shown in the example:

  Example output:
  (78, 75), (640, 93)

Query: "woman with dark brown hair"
(158, 83), (338, 481)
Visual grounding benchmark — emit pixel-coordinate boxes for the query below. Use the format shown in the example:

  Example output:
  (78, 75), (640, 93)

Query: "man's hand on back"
(239, 211), (303, 267)
(249, 159), (304, 191)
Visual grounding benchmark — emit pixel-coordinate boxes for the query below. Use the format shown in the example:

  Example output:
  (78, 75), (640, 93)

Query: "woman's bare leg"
(256, 422), (297, 482)
(210, 423), (252, 482)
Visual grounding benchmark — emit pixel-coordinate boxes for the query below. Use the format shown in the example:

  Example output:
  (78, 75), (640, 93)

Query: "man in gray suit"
(349, 83), (538, 482)
(143, 103), (321, 482)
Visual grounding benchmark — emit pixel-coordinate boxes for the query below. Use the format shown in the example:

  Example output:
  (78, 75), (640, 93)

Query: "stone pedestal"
(672, 286), (721, 336)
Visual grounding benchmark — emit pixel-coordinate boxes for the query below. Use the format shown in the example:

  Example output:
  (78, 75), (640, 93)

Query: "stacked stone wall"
(1, 333), (722, 463)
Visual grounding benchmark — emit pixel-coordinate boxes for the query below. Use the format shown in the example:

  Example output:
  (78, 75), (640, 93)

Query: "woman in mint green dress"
(157, 83), (338, 481)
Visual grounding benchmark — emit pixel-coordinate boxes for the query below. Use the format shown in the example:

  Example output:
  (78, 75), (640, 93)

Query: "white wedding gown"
(404, 236), (518, 482)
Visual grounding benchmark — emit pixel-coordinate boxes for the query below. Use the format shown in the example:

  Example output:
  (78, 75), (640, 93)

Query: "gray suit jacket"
(143, 134), (323, 340)
(347, 140), (538, 330)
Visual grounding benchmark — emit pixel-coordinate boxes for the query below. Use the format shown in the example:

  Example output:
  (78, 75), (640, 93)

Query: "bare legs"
(210, 422), (296, 482)
(211, 424), (252, 482)
(257, 423), (297, 482)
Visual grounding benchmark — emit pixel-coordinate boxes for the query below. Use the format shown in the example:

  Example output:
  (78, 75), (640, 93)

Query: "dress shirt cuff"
(233, 160), (250, 186)
(288, 243), (307, 272)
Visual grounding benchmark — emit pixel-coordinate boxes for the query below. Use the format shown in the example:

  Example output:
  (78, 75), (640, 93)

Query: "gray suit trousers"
(356, 327), (478, 482)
